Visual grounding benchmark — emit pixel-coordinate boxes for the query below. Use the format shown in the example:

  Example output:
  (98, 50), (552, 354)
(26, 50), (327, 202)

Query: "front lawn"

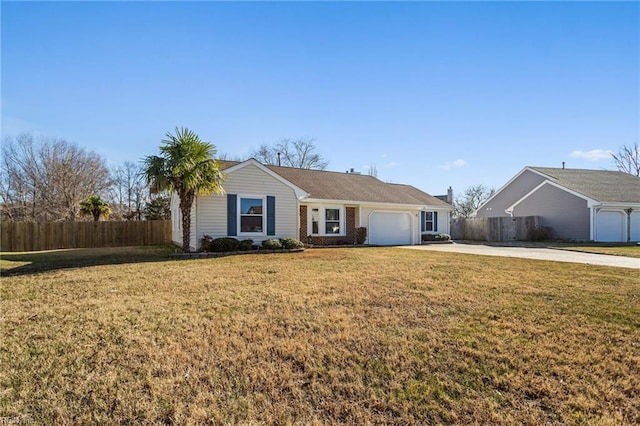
(1, 247), (638, 424)
(554, 245), (640, 258)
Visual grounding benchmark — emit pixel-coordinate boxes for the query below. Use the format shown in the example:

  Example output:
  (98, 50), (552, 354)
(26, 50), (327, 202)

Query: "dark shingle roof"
(530, 167), (640, 203)
(217, 160), (450, 207)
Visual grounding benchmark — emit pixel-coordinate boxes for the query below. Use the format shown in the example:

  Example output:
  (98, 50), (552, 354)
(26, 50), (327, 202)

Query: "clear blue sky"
(2, 1), (638, 196)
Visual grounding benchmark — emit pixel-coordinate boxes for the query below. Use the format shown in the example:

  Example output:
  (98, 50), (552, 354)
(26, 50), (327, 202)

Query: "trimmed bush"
(209, 237), (240, 252)
(262, 239), (283, 250)
(355, 227), (367, 245)
(528, 226), (554, 242)
(200, 235), (214, 252)
(238, 239), (254, 251)
(422, 233), (451, 242)
(279, 238), (304, 249)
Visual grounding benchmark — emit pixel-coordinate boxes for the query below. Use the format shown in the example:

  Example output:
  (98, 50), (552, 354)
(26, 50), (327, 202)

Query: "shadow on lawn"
(1, 245), (177, 277)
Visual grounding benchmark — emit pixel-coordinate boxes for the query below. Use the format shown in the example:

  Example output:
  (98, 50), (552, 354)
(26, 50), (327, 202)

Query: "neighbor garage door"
(369, 212), (412, 245)
(596, 210), (626, 242)
(631, 211), (640, 242)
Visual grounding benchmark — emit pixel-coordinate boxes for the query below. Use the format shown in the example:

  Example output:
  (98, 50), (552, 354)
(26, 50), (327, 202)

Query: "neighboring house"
(171, 159), (453, 250)
(476, 166), (640, 242)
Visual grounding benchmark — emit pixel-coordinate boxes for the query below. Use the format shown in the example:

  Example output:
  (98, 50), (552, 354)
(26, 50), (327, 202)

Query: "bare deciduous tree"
(251, 137), (328, 170)
(217, 152), (244, 162)
(108, 161), (148, 220)
(0, 134), (111, 221)
(367, 164), (378, 178)
(612, 143), (640, 176)
(454, 184), (495, 218)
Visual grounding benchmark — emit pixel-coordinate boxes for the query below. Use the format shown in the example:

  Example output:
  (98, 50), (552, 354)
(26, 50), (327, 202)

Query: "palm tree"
(142, 127), (225, 252)
(80, 195), (111, 221)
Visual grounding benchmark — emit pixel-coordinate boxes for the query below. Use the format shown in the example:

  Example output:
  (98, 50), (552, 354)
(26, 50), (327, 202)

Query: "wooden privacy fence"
(0, 220), (172, 252)
(450, 216), (540, 242)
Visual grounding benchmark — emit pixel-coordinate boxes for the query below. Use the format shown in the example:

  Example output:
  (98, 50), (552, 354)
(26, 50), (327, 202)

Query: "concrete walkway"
(400, 243), (640, 269)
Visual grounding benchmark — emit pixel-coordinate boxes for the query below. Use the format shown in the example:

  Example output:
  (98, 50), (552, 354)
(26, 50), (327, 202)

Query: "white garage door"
(369, 212), (412, 245)
(631, 211), (640, 242)
(596, 210), (626, 242)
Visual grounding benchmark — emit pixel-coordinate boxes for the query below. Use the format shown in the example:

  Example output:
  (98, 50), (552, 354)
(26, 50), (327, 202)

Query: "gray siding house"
(476, 167), (640, 242)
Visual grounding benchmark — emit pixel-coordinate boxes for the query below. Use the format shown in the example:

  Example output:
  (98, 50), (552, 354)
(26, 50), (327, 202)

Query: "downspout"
(296, 195), (301, 241)
(627, 208), (633, 243)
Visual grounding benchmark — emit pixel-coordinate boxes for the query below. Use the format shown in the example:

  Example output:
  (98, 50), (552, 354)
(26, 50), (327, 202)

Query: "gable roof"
(529, 167), (640, 203)
(221, 158), (308, 199)
(387, 183), (452, 207)
(217, 160), (451, 208)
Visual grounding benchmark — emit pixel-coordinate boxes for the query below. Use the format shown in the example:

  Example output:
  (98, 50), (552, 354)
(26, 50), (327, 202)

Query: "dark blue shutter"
(227, 194), (237, 236)
(434, 212), (438, 232)
(266, 196), (275, 236)
(421, 211), (426, 232)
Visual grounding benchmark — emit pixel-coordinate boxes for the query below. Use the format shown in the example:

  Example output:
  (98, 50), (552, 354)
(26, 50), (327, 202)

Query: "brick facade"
(299, 205), (358, 245)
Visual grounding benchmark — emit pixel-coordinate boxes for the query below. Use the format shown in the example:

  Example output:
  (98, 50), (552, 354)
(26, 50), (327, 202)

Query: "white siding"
(436, 210), (451, 235)
(171, 193), (181, 245)
(195, 164), (299, 246)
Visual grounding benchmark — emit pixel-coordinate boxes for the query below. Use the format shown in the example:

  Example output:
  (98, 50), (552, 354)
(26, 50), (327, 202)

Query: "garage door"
(596, 210), (626, 242)
(369, 212), (412, 245)
(631, 211), (640, 242)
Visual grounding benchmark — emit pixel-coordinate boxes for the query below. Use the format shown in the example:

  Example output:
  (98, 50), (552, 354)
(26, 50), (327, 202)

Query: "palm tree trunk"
(179, 192), (195, 252)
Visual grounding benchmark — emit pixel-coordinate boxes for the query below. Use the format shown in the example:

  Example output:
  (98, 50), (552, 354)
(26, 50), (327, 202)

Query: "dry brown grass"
(2, 247), (639, 424)
(556, 245), (640, 258)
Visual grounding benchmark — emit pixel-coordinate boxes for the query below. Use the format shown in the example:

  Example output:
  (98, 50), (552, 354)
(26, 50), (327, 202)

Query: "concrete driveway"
(400, 242), (640, 269)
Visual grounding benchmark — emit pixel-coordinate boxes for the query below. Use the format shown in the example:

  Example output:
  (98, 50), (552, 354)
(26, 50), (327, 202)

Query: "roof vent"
(562, 161), (565, 169)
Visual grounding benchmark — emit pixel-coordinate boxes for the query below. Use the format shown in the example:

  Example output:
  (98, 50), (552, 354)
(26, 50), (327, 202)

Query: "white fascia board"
(473, 166), (529, 215)
(301, 198), (453, 211)
(597, 202), (640, 209)
(523, 167), (559, 180)
(223, 158), (309, 199)
(507, 180), (599, 213)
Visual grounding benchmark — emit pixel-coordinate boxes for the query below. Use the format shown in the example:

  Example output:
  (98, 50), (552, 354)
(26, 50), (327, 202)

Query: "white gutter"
(301, 198), (454, 211)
